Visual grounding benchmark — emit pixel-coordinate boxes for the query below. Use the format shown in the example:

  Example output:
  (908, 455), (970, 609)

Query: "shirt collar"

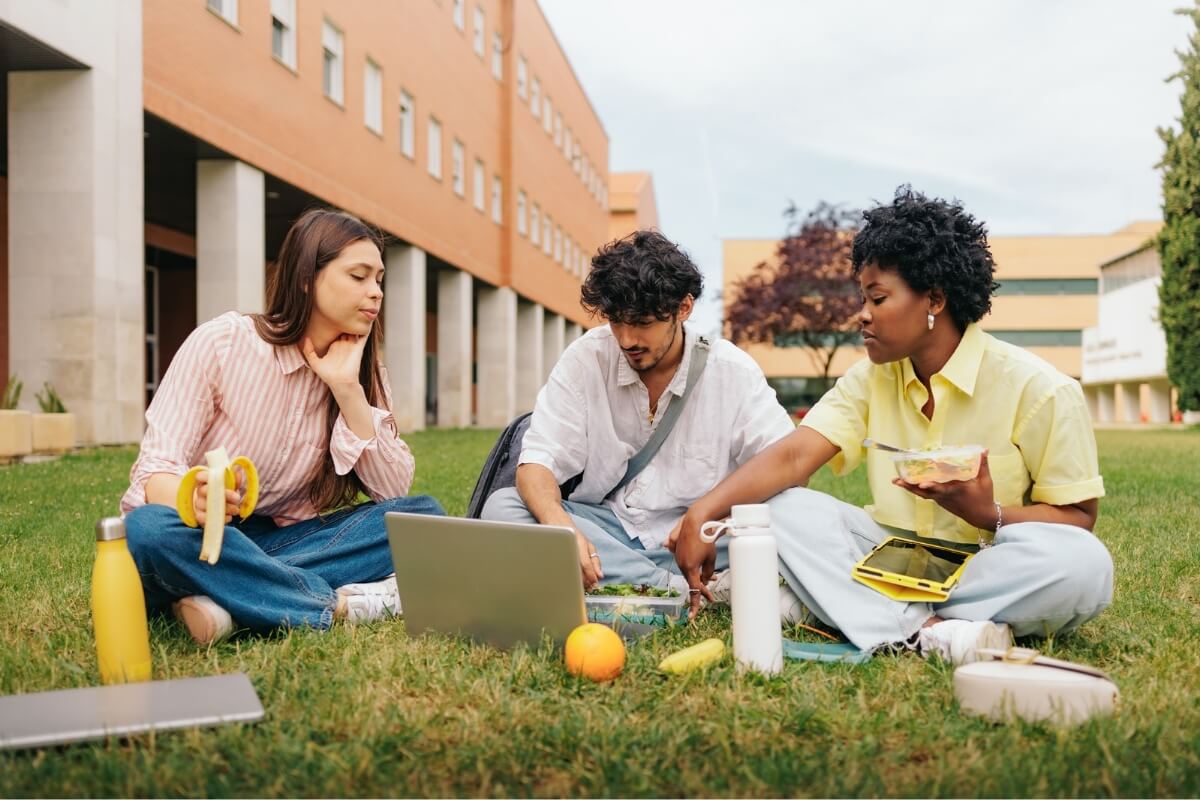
(614, 322), (696, 395)
(900, 322), (986, 397)
(274, 342), (307, 375)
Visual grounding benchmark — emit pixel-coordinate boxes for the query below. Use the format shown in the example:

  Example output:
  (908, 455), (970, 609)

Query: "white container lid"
(729, 503), (770, 528)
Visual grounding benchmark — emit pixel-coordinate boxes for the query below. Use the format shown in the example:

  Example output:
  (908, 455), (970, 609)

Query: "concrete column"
(516, 301), (545, 412)
(7, 6), (144, 445)
(1117, 382), (1141, 424)
(1083, 384), (1101, 423)
(436, 269), (473, 427)
(196, 160), (265, 322)
(566, 321), (583, 343)
(383, 243), (426, 432)
(476, 285), (517, 427)
(1096, 384), (1115, 424)
(1147, 379), (1172, 424)
(542, 312), (566, 381)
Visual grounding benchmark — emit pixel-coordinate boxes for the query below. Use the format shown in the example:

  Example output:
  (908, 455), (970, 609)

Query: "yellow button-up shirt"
(800, 323), (1105, 544)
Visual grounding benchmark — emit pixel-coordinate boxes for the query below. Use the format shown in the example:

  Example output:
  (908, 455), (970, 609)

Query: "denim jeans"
(480, 487), (729, 589)
(125, 495), (446, 633)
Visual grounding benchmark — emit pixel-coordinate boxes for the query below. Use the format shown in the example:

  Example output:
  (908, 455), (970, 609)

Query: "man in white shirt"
(481, 230), (795, 596)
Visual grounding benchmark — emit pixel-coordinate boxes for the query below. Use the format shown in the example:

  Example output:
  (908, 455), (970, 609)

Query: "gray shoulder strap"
(612, 335), (711, 495)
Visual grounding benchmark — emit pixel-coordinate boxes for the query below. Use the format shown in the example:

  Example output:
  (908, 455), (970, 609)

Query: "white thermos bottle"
(700, 503), (783, 675)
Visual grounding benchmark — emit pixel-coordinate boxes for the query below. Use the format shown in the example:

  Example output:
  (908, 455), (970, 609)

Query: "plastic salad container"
(892, 445), (985, 484)
(585, 590), (686, 627)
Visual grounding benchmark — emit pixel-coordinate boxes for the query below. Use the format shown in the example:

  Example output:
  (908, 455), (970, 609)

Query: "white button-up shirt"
(520, 323), (795, 548)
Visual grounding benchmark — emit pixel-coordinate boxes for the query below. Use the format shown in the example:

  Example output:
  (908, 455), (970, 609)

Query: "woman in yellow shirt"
(671, 187), (1113, 663)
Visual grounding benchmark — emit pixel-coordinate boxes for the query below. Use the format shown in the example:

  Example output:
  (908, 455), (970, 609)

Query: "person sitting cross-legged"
(482, 230), (796, 609)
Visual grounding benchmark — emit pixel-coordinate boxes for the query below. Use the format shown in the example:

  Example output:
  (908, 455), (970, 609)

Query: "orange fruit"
(564, 623), (626, 682)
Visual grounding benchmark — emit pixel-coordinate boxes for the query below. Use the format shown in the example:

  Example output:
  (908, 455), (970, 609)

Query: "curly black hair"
(580, 230), (704, 324)
(851, 186), (999, 330)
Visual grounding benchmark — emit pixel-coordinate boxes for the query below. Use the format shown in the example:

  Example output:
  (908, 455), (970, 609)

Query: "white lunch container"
(954, 647), (1119, 726)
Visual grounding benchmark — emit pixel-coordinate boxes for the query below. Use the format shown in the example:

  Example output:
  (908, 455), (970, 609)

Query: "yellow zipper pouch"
(851, 536), (972, 603)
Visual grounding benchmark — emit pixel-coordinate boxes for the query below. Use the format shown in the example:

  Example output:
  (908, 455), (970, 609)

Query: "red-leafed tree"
(726, 202), (862, 388)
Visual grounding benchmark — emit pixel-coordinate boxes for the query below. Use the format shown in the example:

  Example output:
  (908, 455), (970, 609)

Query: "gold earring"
(927, 313), (935, 331)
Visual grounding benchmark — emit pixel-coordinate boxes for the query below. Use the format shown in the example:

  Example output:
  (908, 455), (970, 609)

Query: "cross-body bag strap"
(610, 335), (711, 495)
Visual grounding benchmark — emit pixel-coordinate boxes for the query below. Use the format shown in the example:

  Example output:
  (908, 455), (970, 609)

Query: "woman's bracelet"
(980, 502), (1002, 549)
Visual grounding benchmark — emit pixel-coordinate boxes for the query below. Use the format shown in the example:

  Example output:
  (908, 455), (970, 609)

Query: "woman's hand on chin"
(302, 334), (369, 389)
(893, 449), (998, 530)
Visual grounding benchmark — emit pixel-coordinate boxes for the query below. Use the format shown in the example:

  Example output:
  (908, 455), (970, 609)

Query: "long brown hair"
(253, 208), (387, 513)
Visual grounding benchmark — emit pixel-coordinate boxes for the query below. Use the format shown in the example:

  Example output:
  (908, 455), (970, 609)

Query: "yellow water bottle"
(92, 517), (152, 684)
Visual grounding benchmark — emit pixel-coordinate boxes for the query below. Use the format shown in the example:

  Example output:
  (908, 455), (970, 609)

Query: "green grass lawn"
(1, 428), (1198, 797)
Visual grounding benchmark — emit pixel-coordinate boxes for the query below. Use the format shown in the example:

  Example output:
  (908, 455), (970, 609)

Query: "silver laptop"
(0, 672), (263, 750)
(386, 512), (587, 649)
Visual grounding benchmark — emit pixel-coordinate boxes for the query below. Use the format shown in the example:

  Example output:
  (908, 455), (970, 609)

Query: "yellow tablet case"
(852, 536), (973, 602)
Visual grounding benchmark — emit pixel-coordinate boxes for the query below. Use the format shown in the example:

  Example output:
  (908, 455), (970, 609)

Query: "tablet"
(851, 536), (973, 602)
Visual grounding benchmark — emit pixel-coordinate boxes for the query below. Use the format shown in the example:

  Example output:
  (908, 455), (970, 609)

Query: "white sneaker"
(172, 595), (234, 646)
(779, 582), (809, 625)
(706, 570), (732, 604)
(917, 619), (1012, 665)
(337, 573), (402, 624)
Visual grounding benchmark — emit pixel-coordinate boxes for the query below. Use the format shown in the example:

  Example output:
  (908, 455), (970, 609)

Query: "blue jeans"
(481, 487), (729, 589)
(125, 495), (446, 633)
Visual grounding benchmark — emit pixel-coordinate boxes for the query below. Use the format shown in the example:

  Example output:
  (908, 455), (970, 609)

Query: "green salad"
(586, 583), (680, 598)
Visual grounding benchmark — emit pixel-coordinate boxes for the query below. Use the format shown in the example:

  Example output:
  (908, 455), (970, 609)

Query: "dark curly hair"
(852, 186), (999, 330)
(581, 230), (704, 324)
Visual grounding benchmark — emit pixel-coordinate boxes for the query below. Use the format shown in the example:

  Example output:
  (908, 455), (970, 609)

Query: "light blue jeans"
(480, 487), (729, 589)
(125, 495), (446, 633)
(769, 487), (1115, 650)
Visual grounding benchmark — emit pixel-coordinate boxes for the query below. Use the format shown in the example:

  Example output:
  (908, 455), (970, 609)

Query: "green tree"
(1157, 3), (1200, 412)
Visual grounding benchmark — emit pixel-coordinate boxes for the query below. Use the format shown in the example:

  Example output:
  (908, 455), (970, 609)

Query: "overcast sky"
(540, 0), (1194, 333)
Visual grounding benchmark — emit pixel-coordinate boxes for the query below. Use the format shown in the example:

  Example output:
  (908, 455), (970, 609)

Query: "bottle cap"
(95, 517), (127, 542)
(729, 503), (770, 528)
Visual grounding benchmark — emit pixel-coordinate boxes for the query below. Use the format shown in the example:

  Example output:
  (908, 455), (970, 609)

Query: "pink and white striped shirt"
(121, 311), (415, 525)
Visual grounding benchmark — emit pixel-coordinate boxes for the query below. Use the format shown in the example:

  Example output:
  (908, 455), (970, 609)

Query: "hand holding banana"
(175, 446), (260, 565)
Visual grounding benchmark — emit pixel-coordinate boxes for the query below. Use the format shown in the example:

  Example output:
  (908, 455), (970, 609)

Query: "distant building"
(608, 172), (660, 242)
(723, 222), (1170, 419)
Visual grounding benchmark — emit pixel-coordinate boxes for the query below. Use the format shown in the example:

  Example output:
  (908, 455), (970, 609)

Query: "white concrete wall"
(384, 244), (426, 432)
(476, 285), (517, 427)
(516, 302), (545, 412)
(5, 0), (144, 443)
(437, 270), (473, 427)
(196, 160), (265, 321)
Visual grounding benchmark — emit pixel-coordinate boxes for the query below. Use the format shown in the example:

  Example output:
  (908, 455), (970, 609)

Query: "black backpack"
(465, 412), (581, 518)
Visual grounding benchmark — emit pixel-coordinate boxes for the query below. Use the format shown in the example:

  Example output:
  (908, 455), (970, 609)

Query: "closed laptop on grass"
(386, 512), (587, 649)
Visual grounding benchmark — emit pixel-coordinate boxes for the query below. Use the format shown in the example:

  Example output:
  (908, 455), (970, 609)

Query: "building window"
(473, 6), (485, 58)
(517, 190), (527, 236)
(427, 117), (442, 179)
(565, 237), (573, 273)
(322, 21), (344, 105)
(453, 0), (465, 30)
(399, 91), (415, 159)
(473, 159), (485, 211)
(364, 60), (383, 134)
(995, 278), (1101, 296)
(988, 330), (1084, 347)
(491, 31), (503, 79)
(530, 77), (541, 119)
(492, 175), (503, 224)
(517, 56), (528, 99)
(270, 0), (296, 68)
(554, 112), (562, 147)
(554, 225), (562, 263)
(543, 96), (553, 135)
(543, 213), (553, 255)
(582, 153), (589, 184)
(531, 203), (540, 245)
(208, 0), (238, 26)
(452, 139), (465, 197)
(564, 127), (572, 160)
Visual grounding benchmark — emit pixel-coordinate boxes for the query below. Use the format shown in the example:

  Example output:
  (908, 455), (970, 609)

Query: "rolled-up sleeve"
(120, 319), (227, 514)
(1015, 381), (1105, 506)
(520, 354), (589, 484)
(330, 365), (415, 500)
(798, 359), (871, 476)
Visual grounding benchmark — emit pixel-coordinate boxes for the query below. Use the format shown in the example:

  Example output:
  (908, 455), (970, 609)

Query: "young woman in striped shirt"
(121, 209), (444, 645)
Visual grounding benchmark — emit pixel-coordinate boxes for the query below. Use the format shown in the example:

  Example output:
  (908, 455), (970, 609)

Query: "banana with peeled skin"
(175, 446), (260, 565)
